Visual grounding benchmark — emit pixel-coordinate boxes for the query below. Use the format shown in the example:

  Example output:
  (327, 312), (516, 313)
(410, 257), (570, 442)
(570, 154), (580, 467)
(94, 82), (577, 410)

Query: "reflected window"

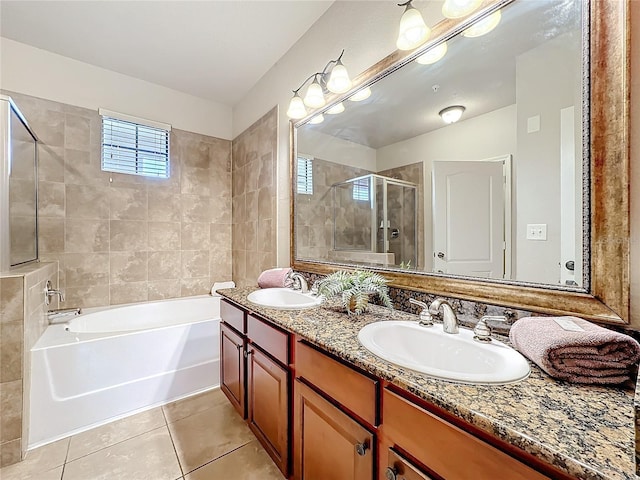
(297, 156), (313, 195)
(352, 178), (370, 202)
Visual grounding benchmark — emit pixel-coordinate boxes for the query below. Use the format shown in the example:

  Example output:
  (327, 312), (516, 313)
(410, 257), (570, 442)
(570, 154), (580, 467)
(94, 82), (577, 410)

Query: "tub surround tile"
(65, 184), (110, 220)
(110, 220), (148, 252)
(64, 113), (91, 150)
(162, 388), (227, 424)
(181, 251), (209, 279)
(64, 286), (110, 309)
(65, 219), (109, 253)
(185, 441), (283, 480)
(110, 251), (148, 284)
(63, 427), (180, 480)
(0, 380), (22, 443)
(0, 321), (23, 383)
(0, 439), (22, 468)
(180, 195), (210, 223)
(38, 218), (65, 255)
(180, 278), (210, 298)
(64, 253), (109, 287)
(147, 280), (181, 301)
(38, 182), (65, 218)
(168, 402), (254, 474)
(67, 408), (166, 461)
(220, 287), (636, 480)
(109, 186), (148, 220)
(181, 166), (210, 197)
(0, 277), (23, 324)
(37, 145), (65, 183)
(148, 222), (181, 251)
(148, 191), (181, 222)
(148, 251), (182, 280)
(109, 282), (148, 306)
(181, 223), (209, 251)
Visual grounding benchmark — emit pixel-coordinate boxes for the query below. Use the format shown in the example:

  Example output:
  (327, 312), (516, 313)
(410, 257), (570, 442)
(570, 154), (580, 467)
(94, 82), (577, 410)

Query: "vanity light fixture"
(286, 50), (353, 119)
(396, 0), (431, 50)
(415, 42), (448, 65)
(441, 0), (482, 19)
(349, 87), (372, 102)
(439, 105), (466, 124)
(463, 9), (502, 37)
(309, 114), (324, 125)
(326, 102), (345, 115)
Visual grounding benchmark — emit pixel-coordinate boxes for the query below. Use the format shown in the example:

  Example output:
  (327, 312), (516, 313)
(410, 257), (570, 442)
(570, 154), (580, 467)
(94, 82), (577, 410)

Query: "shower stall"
(330, 174), (418, 268)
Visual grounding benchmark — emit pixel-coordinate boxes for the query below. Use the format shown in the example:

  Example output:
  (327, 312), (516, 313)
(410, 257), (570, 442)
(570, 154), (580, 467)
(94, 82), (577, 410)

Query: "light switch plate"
(526, 224), (547, 240)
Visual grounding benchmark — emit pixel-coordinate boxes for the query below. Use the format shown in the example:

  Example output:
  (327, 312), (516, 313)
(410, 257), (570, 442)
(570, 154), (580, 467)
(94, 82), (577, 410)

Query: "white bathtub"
(29, 295), (221, 449)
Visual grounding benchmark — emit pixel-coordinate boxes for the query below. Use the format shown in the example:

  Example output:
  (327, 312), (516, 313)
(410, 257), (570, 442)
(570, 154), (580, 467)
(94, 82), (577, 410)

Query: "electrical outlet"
(526, 224), (547, 240)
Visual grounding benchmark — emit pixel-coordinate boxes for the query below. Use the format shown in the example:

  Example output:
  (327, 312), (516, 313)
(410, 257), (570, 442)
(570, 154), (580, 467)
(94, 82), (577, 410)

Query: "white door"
(432, 158), (507, 278)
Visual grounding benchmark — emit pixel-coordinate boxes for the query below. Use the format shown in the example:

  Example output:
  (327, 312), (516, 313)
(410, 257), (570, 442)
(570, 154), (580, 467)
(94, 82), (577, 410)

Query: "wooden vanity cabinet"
(220, 300), (290, 476)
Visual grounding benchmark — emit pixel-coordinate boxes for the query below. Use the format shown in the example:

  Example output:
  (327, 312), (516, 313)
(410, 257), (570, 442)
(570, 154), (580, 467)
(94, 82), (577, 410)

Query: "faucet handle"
(473, 315), (507, 343)
(409, 298), (433, 327)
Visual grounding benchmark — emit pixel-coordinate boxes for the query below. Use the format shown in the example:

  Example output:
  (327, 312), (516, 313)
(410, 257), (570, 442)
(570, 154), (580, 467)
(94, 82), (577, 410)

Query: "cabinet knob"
(385, 467), (398, 480)
(355, 442), (368, 456)
(243, 349), (253, 359)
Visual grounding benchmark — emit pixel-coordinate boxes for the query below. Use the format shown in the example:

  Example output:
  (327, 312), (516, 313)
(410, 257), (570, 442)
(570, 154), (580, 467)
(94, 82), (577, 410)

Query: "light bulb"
(349, 87), (372, 102)
(326, 103), (345, 115)
(309, 114), (324, 125)
(326, 62), (352, 94)
(439, 105), (466, 124)
(287, 94), (307, 119)
(463, 10), (501, 38)
(441, 0), (482, 19)
(396, 3), (430, 50)
(303, 80), (326, 108)
(415, 42), (448, 65)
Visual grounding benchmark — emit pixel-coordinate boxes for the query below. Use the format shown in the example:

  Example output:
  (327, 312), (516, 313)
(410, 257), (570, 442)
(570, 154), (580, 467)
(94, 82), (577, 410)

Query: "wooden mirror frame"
(290, 0), (630, 325)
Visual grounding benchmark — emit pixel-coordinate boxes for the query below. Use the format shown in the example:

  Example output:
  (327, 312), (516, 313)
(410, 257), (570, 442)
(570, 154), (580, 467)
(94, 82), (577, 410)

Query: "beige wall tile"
(0, 322), (23, 383)
(180, 278), (210, 297)
(65, 184), (110, 219)
(257, 187), (273, 221)
(258, 152), (274, 189)
(64, 148), (109, 186)
(38, 145), (65, 183)
(64, 253), (109, 287)
(0, 438), (22, 468)
(148, 222), (180, 251)
(65, 286), (109, 309)
(65, 113), (91, 150)
(148, 251), (181, 280)
(244, 221), (257, 253)
(65, 219), (109, 253)
(209, 249), (232, 281)
(38, 182), (65, 218)
(210, 223), (231, 248)
(147, 280), (181, 300)
(0, 278), (23, 324)
(109, 282), (148, 305)
(110, 220), (147, 251)
(181, 195), (209, 223)
(110, 252), (147, 284)
(181, 223), (209, 250)
(181, 167), (210, 197)
(148, 190), (181, 222)
(245, 191), (258, 222)
(0, 380), (22, 443)
(182, 251), (209, 278)
(109, 186), (148, 220)
(34, 110), (65, 147)
(38, 218), (64, 254)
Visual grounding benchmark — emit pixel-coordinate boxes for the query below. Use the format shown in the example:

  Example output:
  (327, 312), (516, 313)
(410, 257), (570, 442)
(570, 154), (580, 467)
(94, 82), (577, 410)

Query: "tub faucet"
(44, 280), (64, 305)
(47, 308), (81, 324)
(429, 298), (459, 334)
(289, 272), (309, 293)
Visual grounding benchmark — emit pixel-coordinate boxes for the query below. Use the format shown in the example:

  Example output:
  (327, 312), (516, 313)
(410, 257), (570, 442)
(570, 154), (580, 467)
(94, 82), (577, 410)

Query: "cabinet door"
(247, 346), (289, 476)
(220, 322), (246, 418)
(294, 380), (374, 480)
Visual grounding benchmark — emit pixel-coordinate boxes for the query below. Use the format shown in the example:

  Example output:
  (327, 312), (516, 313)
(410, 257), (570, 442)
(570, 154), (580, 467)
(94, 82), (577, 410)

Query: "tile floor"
(0, 388), (285, 480)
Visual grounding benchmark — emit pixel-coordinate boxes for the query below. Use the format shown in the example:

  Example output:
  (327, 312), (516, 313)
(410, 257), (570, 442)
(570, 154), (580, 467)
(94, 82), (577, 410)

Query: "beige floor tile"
(168, 401), (254, 474)
(163, 388), (227, 424)
(67, 407), (166, 461)
(62, 427), (181, 480)
(0, 438), (69, 480)
(185, 441), (284, 480)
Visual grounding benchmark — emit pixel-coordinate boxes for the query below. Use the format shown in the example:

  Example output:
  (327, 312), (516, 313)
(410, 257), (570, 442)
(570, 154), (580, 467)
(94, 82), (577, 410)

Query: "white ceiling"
(0, 1), (334, 106)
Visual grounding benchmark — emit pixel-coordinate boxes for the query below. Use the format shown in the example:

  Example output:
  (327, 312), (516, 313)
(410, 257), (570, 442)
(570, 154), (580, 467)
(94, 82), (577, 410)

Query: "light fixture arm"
(292, 72), (322, 96)
(397, 1), (413, 11)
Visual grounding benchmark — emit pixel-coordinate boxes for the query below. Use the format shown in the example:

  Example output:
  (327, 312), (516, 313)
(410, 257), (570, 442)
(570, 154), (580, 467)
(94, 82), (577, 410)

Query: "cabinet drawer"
(248, 315), (289, 365)
(221, 299), (246, 333)
(295, 341), (378, 426)
(382, 389), (549, 480)
(386, 449), (434, 480)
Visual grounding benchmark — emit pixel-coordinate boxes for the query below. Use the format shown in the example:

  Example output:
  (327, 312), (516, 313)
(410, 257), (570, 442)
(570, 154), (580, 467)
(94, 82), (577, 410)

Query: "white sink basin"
(358, 321), (530, 385)
(247, 288), (323, 310)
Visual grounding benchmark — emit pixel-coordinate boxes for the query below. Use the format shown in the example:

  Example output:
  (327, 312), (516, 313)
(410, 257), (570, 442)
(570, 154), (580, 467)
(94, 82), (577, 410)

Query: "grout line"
(163, 409), (185, 478)
(181, 440), (254, 477)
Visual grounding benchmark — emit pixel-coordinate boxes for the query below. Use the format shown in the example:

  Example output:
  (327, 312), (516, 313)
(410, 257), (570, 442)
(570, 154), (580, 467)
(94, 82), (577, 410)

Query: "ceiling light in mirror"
(304, 78), (326, 108)
(326, 102), (345, 114)
(415, 42), (448, 65)
(396, 1), (431, 50)
(438, 105), (465, 124)
(441, 0), (482, 19)
(309, 114), (324, 125)
(286, 93), (307, 119)
(463, 9), (502, 37)
(349, 87), (372, 102)
(327, 61), (352, 93)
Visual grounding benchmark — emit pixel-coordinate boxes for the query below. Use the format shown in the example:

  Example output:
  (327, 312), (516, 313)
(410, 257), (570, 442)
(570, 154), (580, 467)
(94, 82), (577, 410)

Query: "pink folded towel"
(509, 316), (640, 385)
(257, 268), (293, 289)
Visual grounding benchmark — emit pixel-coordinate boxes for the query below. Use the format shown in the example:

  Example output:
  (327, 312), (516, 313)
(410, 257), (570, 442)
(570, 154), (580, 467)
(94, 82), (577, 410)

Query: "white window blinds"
(352, 178), (370, 201)
(100, 109), (171, 178)
(297, 156), (313, 195)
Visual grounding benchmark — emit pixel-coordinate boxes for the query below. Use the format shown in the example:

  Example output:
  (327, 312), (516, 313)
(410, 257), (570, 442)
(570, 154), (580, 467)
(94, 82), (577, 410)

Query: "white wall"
(298, 129), (377, 171)
(0, 38), (232, 139)
(376, 105), (517, 272)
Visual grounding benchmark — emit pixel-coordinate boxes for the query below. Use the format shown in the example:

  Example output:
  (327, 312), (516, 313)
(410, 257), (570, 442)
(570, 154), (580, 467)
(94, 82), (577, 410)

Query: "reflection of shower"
(331, 174), (417, 267)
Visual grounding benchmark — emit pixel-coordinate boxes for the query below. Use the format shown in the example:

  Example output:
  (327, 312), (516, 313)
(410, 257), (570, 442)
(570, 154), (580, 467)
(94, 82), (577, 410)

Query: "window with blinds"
(297, 156), (313, 195)
(100, 109), (171, 178)
(352, 177), (370, 201)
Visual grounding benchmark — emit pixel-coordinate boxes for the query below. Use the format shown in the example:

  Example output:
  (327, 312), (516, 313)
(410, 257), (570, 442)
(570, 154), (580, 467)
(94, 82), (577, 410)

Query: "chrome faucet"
(44, 280), (64, 305)
(409, 298), (433, 327)
(289, 272), (309, 293)
(429, 298), (459, 334)
(47, 307), (81, 324)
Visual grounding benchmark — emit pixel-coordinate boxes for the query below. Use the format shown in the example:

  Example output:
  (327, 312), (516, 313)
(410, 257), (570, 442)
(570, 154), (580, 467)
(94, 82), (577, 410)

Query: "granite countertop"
(218, 287), (636, 480)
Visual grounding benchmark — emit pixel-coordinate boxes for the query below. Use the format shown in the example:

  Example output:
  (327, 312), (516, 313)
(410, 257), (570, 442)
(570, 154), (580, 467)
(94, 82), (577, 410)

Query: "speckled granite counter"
(218, 287), (636, 480)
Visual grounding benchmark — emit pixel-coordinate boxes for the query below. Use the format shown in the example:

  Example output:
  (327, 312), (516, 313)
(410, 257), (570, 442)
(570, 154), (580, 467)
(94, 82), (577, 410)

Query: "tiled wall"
(231, 108), (277, 287)
(4, 91), (232, 309)
(0, 262), (57, 467)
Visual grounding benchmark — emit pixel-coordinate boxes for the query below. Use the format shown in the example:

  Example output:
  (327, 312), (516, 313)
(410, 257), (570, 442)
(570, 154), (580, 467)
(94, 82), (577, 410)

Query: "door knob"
(355, 442), (368, 456)
(385, 466), (398, 480)
(437, 252), (445, 259)
(565, 260), (575, 271)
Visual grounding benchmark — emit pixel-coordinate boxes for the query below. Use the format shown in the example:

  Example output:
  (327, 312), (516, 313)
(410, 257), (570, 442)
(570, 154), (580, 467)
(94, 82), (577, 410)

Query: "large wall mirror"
(291, 0), (629, 324)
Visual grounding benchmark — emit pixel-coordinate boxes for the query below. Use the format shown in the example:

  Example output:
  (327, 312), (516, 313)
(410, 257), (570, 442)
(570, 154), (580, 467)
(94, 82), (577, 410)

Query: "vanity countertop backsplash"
(219, 287), (636, 480)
